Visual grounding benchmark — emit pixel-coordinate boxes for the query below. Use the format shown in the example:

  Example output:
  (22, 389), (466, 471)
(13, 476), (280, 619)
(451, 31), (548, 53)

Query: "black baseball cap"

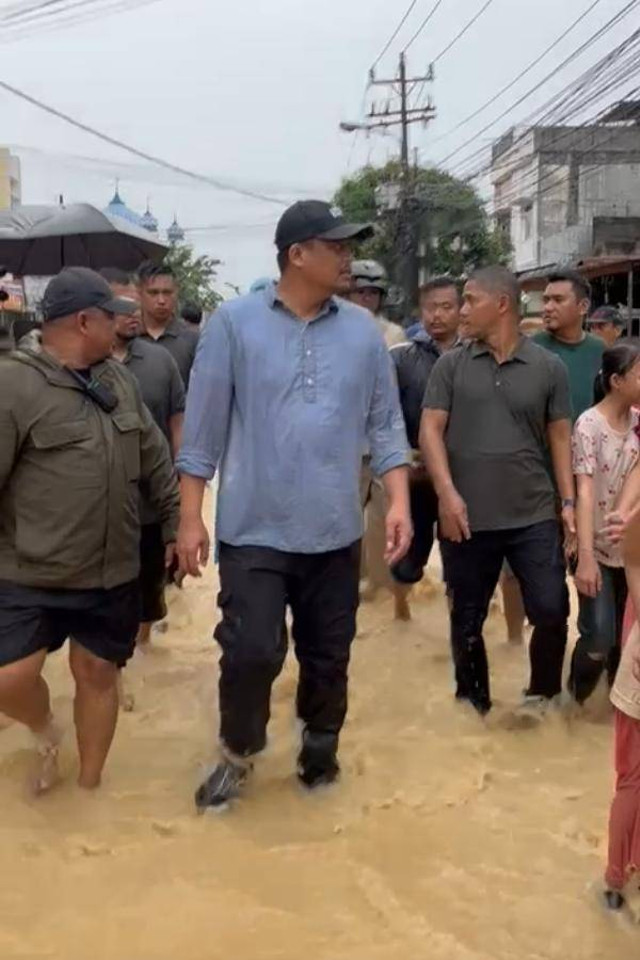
(586, 305), (625, 327)
(275, 200), (373, 252)
(41, 266), (137, 322)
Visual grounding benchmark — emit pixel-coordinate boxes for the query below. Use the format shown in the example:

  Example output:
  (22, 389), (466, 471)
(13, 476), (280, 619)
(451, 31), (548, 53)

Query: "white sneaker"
(499, 695), (559, 731)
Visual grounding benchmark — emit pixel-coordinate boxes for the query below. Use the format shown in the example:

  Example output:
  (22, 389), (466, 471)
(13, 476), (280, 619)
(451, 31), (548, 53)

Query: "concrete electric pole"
(340, 53), (436, 311)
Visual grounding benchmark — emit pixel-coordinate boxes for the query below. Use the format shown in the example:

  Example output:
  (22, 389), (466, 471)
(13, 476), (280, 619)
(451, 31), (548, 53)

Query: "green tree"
(163, 243), (222, 312)
(334, 160), (510, 291)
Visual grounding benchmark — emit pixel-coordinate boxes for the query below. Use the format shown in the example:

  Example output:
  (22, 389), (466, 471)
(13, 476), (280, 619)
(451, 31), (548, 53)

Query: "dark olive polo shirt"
(423, 337), (571, 532)
(140, 317), (199, 388)
(123, 338), (185, 442)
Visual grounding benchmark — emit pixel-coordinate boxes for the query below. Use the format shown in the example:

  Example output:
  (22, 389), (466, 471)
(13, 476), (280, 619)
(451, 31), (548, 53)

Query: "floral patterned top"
(573, 406), (640, 567)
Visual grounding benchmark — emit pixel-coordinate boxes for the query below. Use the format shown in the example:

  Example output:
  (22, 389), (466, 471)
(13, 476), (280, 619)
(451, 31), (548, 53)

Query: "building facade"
(491, 119), (640, 274)
(0, 149), (21, 210)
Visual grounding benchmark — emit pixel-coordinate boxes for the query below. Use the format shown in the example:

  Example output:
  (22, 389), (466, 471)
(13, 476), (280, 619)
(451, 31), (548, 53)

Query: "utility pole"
(340, 54), (436, 312)
(398, 52), (410, 171)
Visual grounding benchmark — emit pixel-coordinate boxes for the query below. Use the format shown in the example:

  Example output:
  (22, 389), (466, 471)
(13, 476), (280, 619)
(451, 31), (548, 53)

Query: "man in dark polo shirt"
(103, 269), (185, 659)
(138, 261), (199, 388)
(421, 266), (575, 717)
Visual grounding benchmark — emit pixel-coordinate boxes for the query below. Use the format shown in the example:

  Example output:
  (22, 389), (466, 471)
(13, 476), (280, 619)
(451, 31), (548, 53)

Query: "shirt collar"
(471, 336), (530, 363)
(266, 282), (339, 322)
(143, 317), (180, 339)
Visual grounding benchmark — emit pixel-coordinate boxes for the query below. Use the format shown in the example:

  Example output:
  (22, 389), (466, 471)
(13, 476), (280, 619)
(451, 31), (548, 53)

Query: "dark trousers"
(391, 475), (438, 585)
(569, 564), (628, 704)
(214, 541), (361, 758)
(441, 520), (569, 712)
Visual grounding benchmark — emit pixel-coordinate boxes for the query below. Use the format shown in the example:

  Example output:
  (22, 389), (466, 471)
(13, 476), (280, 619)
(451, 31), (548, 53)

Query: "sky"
(0, 0), (635, 292)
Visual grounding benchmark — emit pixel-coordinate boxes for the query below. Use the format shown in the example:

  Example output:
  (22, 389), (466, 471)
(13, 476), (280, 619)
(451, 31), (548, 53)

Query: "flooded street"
(0, 535), (635, 959)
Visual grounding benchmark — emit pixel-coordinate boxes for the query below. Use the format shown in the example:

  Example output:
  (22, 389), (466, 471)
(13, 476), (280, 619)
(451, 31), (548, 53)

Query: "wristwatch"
(561, 498), (576, 509)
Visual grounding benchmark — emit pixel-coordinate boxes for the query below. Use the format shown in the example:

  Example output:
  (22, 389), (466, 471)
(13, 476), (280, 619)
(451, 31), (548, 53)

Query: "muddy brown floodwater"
(0, 515), (637, 958)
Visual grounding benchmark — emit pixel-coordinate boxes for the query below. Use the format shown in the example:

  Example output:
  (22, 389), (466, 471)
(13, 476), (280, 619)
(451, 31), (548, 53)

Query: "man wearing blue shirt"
(176, 200), (411, 809)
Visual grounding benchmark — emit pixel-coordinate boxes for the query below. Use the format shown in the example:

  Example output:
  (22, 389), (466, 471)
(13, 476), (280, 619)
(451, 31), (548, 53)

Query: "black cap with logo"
(41, 267), (137, 322)
(275, 200), (373, 252)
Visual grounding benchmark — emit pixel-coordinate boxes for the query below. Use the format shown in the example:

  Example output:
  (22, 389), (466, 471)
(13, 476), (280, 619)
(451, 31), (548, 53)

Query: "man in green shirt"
(533, 269), (604, 422)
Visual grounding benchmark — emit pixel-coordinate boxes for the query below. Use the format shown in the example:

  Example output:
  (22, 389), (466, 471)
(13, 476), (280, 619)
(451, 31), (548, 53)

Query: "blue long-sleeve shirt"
(176, 284), (409, 554)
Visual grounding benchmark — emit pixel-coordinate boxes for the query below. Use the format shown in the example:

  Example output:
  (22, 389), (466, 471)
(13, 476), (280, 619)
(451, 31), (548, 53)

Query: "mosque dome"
(167, 215), (185, 244)
(140, 202), (159, 234)
(104, 184), (144, 227)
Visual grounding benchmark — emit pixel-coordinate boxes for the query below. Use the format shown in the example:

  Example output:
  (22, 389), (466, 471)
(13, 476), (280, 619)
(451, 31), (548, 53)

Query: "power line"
(436, 0), (640, 171)
(403, 0), (445, 53)
(487, 62), (640, 213)
(0, 78), (289, 206)
(0, 0), (159, 40)
(428, 0), (604, 146)
(410, 0), (496, 117)
(1, 0), (69, 23)
(372, 0), (421, 68)
(431, 0), (497, 64)
(451, 16), (640, 183)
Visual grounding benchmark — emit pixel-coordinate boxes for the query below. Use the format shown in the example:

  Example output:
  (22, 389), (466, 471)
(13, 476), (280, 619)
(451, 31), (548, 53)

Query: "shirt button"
(306, 349), (312, 357)
(307, 378), (314, 385)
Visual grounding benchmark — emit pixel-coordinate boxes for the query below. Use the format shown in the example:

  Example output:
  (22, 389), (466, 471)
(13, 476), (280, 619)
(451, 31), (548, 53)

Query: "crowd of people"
(0, 197), (639, 907)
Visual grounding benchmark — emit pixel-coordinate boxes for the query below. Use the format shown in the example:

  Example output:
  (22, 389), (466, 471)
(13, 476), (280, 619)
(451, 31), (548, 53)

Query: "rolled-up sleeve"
(367, 338), (409, 477)
(175, 307), (233, 479)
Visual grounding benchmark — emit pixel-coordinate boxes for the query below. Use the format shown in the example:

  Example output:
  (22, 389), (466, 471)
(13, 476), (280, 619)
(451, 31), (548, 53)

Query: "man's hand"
(438, 489), (471, 543)
(574, 553), (602, 598)
(384, 502), (413, 567)
(164, 542), (185, 588)
(177, 514), (210, 578)
(165, 542), (176, 569)
(561, 505), (577, 559)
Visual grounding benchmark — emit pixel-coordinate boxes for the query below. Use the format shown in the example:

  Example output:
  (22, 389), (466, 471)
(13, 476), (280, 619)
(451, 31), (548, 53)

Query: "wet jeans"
(214, 541), (360, 758)
(569, 564), (628, 704)
(441, 520), (569, 713)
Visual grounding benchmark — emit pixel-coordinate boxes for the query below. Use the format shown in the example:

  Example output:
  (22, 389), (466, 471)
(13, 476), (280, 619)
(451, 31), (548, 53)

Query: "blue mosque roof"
(167, 215), (185, 244)
(140, 204), (159, 234)
(103, 184), (182, 241)
(104, 187), (145, 228)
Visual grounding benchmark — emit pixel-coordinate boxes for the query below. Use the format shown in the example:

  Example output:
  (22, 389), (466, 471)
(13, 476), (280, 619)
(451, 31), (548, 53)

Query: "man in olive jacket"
(0, 268), (179, 794)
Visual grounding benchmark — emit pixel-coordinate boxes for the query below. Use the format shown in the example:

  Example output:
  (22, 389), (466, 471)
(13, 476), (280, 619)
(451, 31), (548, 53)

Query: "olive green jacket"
(0, 347), (180, 590)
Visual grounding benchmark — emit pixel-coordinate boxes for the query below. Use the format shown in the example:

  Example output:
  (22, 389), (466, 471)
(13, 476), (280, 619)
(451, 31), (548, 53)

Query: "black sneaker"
(297, 731), (340, 790)
(194, 759), (251, 811)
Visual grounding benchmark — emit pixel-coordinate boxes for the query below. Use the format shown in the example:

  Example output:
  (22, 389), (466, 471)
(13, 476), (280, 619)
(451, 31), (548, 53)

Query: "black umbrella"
(0, 203), (169, 275)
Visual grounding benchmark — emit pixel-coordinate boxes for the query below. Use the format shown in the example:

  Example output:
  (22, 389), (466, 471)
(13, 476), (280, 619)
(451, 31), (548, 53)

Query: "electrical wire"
(452, 21), (640, 186)
(409, 0), (496, 117)
(431, 0), (497, 64)
(0, 0), (159, 39)
(402, 0), (445, 53)
(371, 0), (420, 68)
(0, 0), (69, 23)
(0, 78), (289, 205)
(428, 0), (604, 143)
(437, 0), (640, 173)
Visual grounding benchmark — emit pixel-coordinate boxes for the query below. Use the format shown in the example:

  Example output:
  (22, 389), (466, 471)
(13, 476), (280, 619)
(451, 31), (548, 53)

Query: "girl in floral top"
(570, 342), (640, 705)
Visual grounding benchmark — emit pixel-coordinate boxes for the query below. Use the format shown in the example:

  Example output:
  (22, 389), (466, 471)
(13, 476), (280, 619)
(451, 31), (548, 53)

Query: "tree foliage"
(333, 160), (510, 283)
(163, 243), (222, 312)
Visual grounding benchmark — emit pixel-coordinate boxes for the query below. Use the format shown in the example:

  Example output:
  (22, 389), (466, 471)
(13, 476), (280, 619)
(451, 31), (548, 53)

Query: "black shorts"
(139, 523), (167, 623)
(0, 579), (140, 668)
(391, 476), (439, 585)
